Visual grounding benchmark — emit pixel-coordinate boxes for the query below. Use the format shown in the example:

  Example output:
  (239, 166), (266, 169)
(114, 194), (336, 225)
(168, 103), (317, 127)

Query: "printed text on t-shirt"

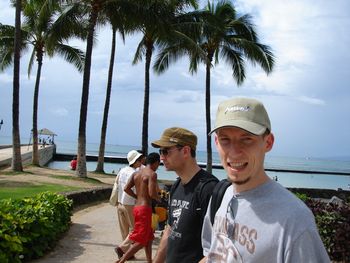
(214, 215), (257, 254)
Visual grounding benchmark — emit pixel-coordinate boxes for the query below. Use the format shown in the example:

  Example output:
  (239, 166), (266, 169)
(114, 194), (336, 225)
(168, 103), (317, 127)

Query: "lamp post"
(0, 119), (3, 130)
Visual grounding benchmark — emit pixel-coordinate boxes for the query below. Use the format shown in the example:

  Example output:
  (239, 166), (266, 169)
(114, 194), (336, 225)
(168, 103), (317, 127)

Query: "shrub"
(294, 192), (309, 202)
(305, 198), (350, 262)
(0, 192), (73, 262)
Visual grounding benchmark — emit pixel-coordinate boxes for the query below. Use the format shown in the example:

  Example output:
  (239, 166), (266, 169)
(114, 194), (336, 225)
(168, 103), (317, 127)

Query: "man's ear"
(214, 134), (219, 147)
(265, 133), (274, 152)
(182, 145), (191, 157)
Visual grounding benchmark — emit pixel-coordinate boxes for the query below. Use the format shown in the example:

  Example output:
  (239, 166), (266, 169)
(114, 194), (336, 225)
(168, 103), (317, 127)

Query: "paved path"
(0, 145), (33, 163)
(0, 145), (55, 167)
(30, 202), (161, 263)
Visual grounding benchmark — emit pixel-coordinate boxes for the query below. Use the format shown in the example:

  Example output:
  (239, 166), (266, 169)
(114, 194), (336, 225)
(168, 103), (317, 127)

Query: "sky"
(0, 0), (349, 159)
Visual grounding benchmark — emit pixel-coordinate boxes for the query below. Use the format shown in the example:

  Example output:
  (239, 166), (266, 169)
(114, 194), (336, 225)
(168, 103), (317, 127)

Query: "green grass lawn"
(0, 183), (82, 200)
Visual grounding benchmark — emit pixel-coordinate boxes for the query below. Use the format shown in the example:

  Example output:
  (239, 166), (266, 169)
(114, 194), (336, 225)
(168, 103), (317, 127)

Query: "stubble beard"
(228, 173), (251, 185)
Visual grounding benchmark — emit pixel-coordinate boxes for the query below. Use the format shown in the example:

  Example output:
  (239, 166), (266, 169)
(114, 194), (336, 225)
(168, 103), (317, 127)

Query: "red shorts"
(129, 206), (154, 246)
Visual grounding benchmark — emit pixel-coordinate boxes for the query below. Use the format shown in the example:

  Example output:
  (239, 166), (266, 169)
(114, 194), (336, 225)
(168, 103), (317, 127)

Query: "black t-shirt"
(166, 169), (218, 263)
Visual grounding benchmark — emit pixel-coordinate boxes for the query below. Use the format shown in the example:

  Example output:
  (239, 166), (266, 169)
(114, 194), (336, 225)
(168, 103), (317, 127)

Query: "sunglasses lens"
(159, 149), (168, 156)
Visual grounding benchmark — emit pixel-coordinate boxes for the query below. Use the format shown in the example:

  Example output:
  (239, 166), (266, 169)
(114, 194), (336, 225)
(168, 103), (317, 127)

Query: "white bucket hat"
(127, 150), (142, 166)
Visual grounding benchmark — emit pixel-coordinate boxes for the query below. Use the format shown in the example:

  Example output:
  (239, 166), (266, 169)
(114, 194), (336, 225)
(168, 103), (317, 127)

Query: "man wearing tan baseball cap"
(200, 97), (330, 263)
(152, 127), (218, 263)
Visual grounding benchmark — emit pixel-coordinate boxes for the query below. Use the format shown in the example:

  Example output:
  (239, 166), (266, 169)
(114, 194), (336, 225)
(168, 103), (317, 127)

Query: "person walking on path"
(152, 127), (218, 263)
(116, 150), (143, 251)
(200, 97), (330, 262)
(115, 152), (161, 263)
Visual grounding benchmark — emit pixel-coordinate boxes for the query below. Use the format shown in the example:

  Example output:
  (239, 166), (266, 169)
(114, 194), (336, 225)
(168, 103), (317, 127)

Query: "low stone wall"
(62, 186), (113, 208)
(0, 144), (56, 168)
(60, 183), (349, 211)
(21, 145), (56, 166)
(38, 145), (56, 166)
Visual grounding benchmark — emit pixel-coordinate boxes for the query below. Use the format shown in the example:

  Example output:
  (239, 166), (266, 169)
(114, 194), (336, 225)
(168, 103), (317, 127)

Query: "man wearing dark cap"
(200, 98), (330, 262)
(152, 127), (218, 263)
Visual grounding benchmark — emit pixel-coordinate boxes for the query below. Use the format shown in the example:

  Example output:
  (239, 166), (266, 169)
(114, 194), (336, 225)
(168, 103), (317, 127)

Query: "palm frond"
(133, 37), (146, 65)
(49, 2), (88, 44)
(27, 49), (36, 77)
(153, 44), (188, 74)
(220, 45), (245, 85)
(0, 23), (29, 71)
(54, 43), (85, 72)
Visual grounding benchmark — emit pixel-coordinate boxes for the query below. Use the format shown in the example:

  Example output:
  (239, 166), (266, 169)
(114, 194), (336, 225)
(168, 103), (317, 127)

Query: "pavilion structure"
(38, 128), (57, 144)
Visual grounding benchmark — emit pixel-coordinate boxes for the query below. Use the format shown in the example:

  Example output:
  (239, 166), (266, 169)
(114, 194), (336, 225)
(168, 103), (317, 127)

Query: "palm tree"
(12, 0), (23, 171)
(72, 0), (135, 177)
(132, 0), (198, 155)
(0, 0), (86, 166)
(94, 27), (118, 173)
(74, 0), (110, 178)
(95, 2), (129, 173)
(154, 0), (275, 173)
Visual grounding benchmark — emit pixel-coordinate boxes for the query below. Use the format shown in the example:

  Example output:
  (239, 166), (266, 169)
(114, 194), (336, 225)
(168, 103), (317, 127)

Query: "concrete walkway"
(0, 145), (32, 164)
(3, 190), (161, 263)
(0, 144), (55, 167)
(30, 202), (161, 263)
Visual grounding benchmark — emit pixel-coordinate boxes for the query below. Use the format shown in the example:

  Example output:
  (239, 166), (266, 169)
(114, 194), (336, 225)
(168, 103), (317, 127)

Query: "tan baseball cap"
(151, 127), (197, 150)
(210, 97), (271, 135)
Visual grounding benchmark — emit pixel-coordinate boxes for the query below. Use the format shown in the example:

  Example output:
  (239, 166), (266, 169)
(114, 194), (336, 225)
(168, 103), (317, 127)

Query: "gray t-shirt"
(201, 180), (330, 262)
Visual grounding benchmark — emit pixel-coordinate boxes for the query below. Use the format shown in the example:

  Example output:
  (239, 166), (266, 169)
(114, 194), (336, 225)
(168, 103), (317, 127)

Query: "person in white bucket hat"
(127, 150), (143, 166)
(114, 150), (143, 258)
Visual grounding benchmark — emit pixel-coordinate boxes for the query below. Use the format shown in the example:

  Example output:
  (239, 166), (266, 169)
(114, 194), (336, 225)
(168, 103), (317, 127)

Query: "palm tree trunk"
(32, 50), (43, 166)
(76, 7), (98, 178)
(205, 60), (212, 174)
(95, 28), (116, 173)
(141, 43), (152, 156)
(12, 0), (23, 172)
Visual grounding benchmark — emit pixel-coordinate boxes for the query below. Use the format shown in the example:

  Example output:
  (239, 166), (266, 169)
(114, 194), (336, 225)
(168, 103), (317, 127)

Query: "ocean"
(1, 136), (349, 190)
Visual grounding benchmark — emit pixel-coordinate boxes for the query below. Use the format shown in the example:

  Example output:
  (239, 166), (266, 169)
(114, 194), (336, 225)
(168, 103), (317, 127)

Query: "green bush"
(294, 192), (350, 262)
(294, 192), (310, 202)
(0, 192), (73, 262)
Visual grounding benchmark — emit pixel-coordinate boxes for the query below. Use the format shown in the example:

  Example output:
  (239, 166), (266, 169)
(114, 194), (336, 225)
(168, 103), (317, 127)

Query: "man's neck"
(177, 160), (201, 185)
(233, 172), (270, 194)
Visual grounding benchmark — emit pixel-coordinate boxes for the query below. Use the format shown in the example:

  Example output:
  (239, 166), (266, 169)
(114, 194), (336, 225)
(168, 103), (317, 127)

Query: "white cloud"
(1, 0), (349, 158)
(51, 107), (69, 117)
(0, 72), (12, 83)
(0, 2), (14, 25)
(297, 96), (325, 106)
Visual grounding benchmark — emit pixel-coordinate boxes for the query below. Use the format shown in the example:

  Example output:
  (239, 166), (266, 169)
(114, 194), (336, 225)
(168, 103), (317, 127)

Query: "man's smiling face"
(215, 127), (274, 192)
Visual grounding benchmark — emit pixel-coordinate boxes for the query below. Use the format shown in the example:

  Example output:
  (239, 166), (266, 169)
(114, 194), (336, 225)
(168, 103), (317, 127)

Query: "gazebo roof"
(38, 128), (57, 136)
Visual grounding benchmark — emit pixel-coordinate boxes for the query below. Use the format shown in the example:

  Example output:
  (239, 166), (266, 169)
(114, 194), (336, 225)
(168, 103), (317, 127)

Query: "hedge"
(0, 192), (73, 262)
(305, 198), (350, 262)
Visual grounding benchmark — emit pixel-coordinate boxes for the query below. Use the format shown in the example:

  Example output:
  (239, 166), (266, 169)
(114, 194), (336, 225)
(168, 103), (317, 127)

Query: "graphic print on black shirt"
(166, 169), (218, 263)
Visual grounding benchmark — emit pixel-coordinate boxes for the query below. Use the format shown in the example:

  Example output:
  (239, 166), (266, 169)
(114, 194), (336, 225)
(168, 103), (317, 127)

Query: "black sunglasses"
(159, 146), (183, 156)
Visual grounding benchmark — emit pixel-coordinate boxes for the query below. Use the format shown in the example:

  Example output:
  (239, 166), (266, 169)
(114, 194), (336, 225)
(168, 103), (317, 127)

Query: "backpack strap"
(169, 178), (181, 199)
(195, 177), (219, 208)
(193, 176), (219, 228)
(170, 176), (218, 217)
(210, 179), (231, 225)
